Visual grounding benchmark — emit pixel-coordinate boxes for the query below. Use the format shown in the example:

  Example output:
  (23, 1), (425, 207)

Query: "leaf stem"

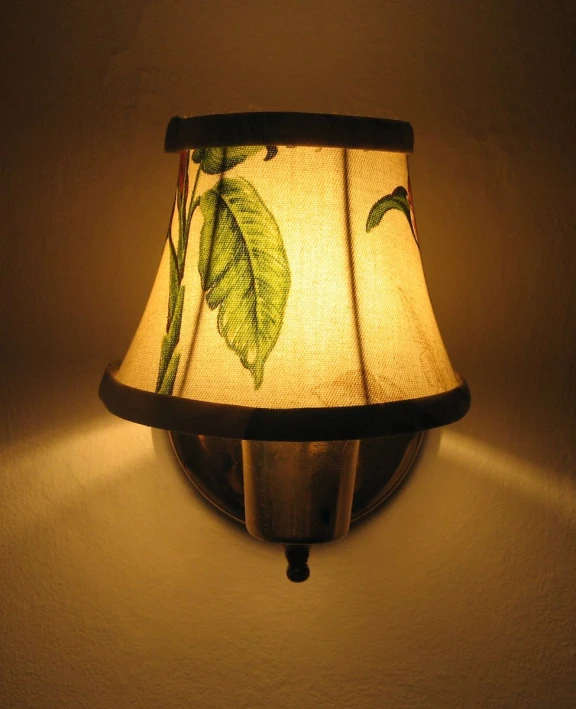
(167, 230), (181, 281)
(178, 165), (201, 275)
(155, 156), (200, 395)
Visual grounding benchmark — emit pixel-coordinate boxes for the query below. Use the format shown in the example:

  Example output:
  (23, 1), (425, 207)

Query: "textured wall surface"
(1, 1), (575, 708)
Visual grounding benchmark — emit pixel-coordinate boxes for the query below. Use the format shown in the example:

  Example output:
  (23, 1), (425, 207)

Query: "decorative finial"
(284, 545), (310, 583)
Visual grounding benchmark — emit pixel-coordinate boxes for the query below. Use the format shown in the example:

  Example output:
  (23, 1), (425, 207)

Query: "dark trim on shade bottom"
(164, 112), (414, 154)
(99, 364), (470, 442)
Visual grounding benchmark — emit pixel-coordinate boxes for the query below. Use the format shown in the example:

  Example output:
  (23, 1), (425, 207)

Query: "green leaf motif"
(199, 177), (291, 388)
(158, 350), (181, 396)
(156, 284), (185, 394)
(192, 147), (265, 175)
(264, 146), (278, 161)
(167, 233), (180, 324)
(366, 186), (416, 242)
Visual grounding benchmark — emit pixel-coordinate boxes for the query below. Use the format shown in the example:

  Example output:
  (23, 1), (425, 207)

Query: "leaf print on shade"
(156, 281), (185, 393)
(193, 146), (265, 175)
(312, 370), (408, 407)
(156, 150), (200, 396)
(264, 146), (279, 161)
(366, 186), (418, 246)
(199, 177), (291, 389)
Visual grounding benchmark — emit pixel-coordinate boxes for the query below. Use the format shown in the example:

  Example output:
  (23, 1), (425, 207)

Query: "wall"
(1, 1), (575, 707)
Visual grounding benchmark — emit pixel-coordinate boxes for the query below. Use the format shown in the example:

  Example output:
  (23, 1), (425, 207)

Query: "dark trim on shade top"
(164, 112), (414, 154)
(99, 364), (470, 442)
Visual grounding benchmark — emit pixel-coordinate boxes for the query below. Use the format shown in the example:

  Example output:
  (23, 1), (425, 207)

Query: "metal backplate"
(169, 432), (424, 526)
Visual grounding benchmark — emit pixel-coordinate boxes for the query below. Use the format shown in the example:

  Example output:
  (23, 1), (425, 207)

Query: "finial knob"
(284, 545), (310, 583)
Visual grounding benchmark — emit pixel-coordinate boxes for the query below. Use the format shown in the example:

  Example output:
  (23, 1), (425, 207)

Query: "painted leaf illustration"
(156, 282), (185, 394)
(192, 146), (265, 175)
(264, 146), (278, 161)
(366, 186), (417, 243)
(199, 177), (290, 388)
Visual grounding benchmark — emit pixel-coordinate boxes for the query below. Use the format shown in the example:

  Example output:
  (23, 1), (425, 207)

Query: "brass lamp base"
(169, 431), (423, 527)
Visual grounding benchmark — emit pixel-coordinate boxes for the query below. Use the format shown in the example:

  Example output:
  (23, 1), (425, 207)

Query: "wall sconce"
(100, 112), (470, 582)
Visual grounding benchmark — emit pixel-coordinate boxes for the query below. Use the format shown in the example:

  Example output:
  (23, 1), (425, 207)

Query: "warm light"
(99, 112), (470, 581)
(119, 145), (457, 409)
(101, 113), (468, 441)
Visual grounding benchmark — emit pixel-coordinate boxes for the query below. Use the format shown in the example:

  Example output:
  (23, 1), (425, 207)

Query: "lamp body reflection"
(243, 439), (360, 544)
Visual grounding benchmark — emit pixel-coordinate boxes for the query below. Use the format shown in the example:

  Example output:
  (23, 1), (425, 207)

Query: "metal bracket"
(169, 431), (424, 527)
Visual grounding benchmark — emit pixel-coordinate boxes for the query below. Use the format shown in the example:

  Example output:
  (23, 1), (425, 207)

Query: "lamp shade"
(100, 112), (469, 441)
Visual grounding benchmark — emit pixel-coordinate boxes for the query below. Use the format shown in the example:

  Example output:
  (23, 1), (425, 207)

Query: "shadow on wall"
(0, 415), (150, 548)
(1, 414), (575, 709)
(440, 429), (576, 527)
(4, 396), (575, 561)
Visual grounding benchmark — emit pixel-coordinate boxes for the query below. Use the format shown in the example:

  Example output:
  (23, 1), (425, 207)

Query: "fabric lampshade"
(100, 112), (469, 440)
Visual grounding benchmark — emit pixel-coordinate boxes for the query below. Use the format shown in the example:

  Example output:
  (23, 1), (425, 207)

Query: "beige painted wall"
(1, 1), (575, 707)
